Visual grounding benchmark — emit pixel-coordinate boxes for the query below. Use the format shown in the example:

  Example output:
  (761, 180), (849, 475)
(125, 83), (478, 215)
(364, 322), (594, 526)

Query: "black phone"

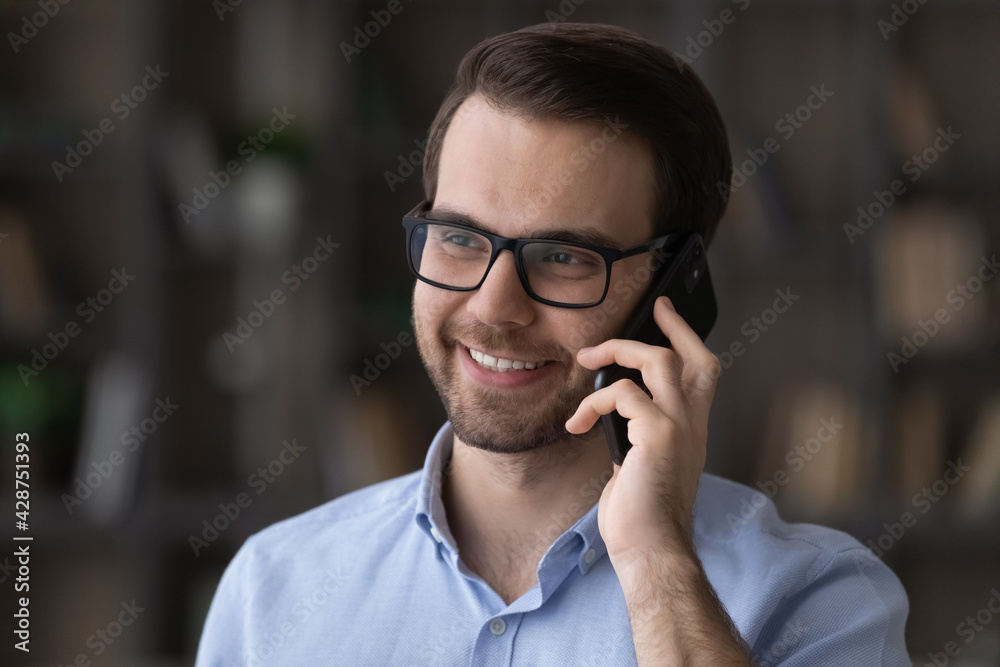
(593, 234), (717, 465)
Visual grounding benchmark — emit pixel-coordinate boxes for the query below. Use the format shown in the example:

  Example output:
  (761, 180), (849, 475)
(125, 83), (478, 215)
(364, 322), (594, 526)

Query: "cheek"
(605, 261), (655, 318)
(413, 282), (457, 325)
(413, 283), (477, 358)
(561, 258), (660, 349)
(412, 285), (442, 348)
(558, 307), (624, 352)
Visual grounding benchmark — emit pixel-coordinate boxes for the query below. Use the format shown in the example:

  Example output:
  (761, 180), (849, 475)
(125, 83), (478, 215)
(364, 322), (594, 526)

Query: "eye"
(543, 251), (579, 264)
(541, 249), (602, 267)
(442, 233), (482, 248)
(427, 226), (488, 252)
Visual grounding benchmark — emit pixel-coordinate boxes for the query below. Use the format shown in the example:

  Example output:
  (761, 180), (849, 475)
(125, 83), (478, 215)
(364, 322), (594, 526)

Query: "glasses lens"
(410, 223), (493, 288)
(521, 242), (607, 305)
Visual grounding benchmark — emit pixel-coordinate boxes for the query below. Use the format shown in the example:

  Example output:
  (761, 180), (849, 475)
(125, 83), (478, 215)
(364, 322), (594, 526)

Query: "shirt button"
(489, 618), (506, 636)
(430, 526), (443, 543)
(584, 548), (596, 564)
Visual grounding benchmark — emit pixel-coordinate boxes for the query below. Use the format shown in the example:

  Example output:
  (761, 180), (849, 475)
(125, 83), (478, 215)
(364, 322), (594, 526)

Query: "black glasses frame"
(401, 200), (679, 309)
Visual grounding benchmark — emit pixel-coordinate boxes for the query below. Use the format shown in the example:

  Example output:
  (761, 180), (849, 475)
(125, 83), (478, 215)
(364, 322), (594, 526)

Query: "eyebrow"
(426, 206), (623, 250)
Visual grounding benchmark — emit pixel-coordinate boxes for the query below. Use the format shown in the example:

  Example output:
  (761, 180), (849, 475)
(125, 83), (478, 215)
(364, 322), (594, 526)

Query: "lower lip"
(458, 346), (558, 388)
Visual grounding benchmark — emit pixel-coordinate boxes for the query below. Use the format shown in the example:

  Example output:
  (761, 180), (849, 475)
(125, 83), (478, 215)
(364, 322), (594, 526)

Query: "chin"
(413, 295), (596, 454)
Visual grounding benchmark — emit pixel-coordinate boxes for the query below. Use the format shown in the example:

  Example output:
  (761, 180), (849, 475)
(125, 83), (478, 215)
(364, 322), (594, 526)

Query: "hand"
(565, 296), (722, 571)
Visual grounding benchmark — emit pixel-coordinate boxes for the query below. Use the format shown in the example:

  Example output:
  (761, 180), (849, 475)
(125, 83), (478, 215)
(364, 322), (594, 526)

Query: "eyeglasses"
(401, 200), (677, 308)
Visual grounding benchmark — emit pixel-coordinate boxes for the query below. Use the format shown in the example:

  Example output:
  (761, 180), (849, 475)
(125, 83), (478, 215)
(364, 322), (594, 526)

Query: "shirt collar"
(413, 422), (607, 573)
(414, 422), (460, 552)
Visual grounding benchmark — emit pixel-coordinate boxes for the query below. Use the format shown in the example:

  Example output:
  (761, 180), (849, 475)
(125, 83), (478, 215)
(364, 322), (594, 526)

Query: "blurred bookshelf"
(0, 0), (997, 665)
(0, 0), (352, 663)
(696, 3), (1000, 665)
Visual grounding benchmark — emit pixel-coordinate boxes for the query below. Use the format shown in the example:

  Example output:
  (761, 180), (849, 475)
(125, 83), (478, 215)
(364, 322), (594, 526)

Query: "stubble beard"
(414, 306), (597, 455)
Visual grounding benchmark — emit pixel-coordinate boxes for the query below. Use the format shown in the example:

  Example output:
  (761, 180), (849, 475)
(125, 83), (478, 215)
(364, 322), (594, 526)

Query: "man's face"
(413, 95), (658, 454)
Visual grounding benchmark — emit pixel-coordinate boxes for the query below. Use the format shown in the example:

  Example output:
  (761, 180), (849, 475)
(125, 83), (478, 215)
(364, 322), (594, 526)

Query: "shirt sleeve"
(752, 546), (910, 666)
(195, 542), (251, 667)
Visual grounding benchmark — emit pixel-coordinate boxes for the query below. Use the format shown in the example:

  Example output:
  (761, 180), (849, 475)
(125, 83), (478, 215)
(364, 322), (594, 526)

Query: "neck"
(442, 429), (613, 562)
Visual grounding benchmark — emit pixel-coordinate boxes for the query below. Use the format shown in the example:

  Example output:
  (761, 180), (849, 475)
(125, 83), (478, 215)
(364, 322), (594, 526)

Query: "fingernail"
(578, 346), (595, 355)
(661, 297), (675, 312)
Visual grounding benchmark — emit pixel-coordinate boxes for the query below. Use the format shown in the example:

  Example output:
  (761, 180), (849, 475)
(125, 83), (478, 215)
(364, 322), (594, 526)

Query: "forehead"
(434, 95), (656, 248)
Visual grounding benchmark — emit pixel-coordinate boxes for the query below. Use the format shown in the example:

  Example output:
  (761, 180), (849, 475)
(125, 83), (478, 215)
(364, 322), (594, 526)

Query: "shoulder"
(238, 470), (423, 564)
(694, 472), (866, 570)
(694, 473), (909, 663)
(692, 473), (908, 612)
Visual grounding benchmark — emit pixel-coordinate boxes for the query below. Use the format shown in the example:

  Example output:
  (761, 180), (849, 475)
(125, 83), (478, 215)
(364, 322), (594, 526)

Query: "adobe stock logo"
(51, 65), (170, 182)
(61, 397), (179, 514)
(717, 84), (834, 201)
(340, 0), (414, 63)
(544, 0), (586, 23)
(669, 0), (751, 67)
(54, 600), (145, 667)
(384, 139), (427, 192)
(844, 126), (961, 244)
(213, 0), (244, 21)
(222, 235), (340, 353)
(854, 459), (970, 572)
(18, 268), (135, 385)
(7, 0), (72, 55)
(179, 107), (296, 224)
(349, 331), (414, 395)
(887, 254), (998, 372)
(924, 589), (1000, 667)
(522, 117), (628, 222)
(189, 438), (306, 556)
(727, 416), (842, 533)
(698, 287), (800, 391)
(877, 0), (930, 40)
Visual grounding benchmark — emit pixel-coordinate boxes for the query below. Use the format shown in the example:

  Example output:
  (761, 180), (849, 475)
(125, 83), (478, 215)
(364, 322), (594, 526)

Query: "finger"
(565, 378), (658, 434)
(576, 337), (668, 370)
(652, 297), (716, 371)
(577, 338), (688, 416)
(567, 380), (682, 459)
(654, 297), (723, 404)
(576, 297), (712, 374)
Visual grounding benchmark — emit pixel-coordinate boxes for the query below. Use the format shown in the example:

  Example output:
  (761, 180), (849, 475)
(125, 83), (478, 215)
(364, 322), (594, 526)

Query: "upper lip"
(462, 344), (551, 365)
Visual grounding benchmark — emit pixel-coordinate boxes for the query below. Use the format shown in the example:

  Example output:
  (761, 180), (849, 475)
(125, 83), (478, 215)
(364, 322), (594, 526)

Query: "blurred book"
(891, 382), (947, 507)
(0, 206), (51, 340)
(873, 201), (987, 350)
(887, 58), (941, 160)
(712, 131), (794, 260)
(74, 351), (151, 523)
(325, 381), (425, 497)
(757, 379), (874, 519)
(957, 394), (1000, 520)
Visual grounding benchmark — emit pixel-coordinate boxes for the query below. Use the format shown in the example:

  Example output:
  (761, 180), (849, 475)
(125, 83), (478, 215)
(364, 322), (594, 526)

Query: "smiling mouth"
(467, 347), (552, 372)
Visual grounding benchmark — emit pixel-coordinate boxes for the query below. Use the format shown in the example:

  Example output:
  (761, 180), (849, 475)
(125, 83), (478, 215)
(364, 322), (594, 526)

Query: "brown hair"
(423, 22), (733, 247)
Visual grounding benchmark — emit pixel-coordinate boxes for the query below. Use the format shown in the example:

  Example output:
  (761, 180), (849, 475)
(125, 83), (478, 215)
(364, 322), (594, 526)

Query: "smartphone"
(593, 233), (717, 465)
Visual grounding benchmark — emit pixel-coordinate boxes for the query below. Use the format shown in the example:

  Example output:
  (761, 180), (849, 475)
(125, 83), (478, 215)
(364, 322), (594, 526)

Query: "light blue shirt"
(196, 423), (909, 666)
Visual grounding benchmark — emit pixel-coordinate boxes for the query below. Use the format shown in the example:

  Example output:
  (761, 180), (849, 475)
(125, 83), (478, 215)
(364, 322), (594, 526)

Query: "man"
(197, 23), (909, 666)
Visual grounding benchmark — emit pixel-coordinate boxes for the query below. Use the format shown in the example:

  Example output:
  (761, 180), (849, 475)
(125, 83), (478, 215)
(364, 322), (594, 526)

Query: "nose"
(466, 250), (536, 328)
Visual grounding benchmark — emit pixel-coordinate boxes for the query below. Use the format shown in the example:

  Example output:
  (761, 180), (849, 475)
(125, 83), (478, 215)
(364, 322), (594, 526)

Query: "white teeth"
(468, 348), (548, 372)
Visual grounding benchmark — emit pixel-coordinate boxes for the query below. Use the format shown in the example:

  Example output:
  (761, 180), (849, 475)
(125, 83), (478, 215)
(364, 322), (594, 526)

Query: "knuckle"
(611, 378), (639, 395)
(703, 354), (723, 378)
(705, 352), (722, 371)
(659, 417), (680, 439)
(654, 348), (675, 367)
